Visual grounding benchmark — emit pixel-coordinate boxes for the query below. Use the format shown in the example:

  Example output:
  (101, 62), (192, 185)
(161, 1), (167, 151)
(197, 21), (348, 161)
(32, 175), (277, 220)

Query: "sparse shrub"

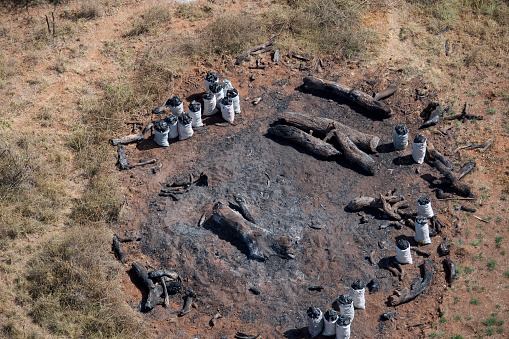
(470, 297), (480, 305)
(487, 260), (496, 271)
(76, 1), (102, 19)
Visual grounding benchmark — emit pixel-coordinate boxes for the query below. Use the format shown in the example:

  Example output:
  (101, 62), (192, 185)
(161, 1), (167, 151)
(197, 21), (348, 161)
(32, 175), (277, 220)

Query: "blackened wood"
(212, 202), (272, 261)
(110, 134), (143, 146)
(426, 143), (453, 170)
(268, 125), (341, 159)
(389, 259), (434, 306)
(347, 195), (404, 211)
(117, 146), (129, 170)
(303, 76), (393, 118)
(148, 269), (179, 280)
(333, 126), (376, 175)
(112, 235), (125, 264)
(432, 160), (472, 196)
(373, 79), (398, 101)
(132, 262), (154, 289)
(277, 111), (380, 153)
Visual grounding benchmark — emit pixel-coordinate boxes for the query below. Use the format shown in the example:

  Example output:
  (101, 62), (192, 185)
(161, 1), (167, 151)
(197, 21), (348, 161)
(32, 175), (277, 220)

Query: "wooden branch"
(277, 111), (380, 153)
(268, 124), (341, 160)
(291, 52), (313, 61)
(233, 194), (256, 224)
(303, 76), (393, 118)
(443, 259), (457, 283)
(347, 195), (404, 211)
(235, 38), (276, 65)
(117, 146), (129, 170)
(161, 276), (169, 307)
(432, 160), (472, 197)
(112, 235), (125, 263)
(411, 247), (430, 257)
(178, 290), (196, 316)
(148, 269), (180, 281)
(132, 262), (164, 311)
(380, 194), (401, 220)
(420, 103), (442, 129)
(109, 134), (144, 146)
(478, 138), (493, 153)
(211, 202), (272, 261)
(373, 79), (398, 101)
(333, 127), (376, 175)
(389, 259), (434, 306)
(273, 49), (280, 64)
(443, 103), (483, 121)
(127, 158), (157, 169)
(457, 161), (475, 180)
(251, 45), (273, 55)
(426, 143), (453, 170)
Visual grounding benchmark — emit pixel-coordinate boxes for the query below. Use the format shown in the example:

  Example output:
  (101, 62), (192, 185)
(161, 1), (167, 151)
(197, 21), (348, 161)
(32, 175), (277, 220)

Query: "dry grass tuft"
(24, 226), (145, 337)
(123, 5), (171, 37)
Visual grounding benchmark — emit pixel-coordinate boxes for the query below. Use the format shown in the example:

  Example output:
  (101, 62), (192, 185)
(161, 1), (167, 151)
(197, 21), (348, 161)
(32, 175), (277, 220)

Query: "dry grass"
(123, 5), (171, 37)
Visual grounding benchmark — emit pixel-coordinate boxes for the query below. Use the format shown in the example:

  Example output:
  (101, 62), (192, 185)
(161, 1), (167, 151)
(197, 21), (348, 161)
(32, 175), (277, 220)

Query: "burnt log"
(178, 290), (197, 317)
(432, 160), (471, 196)
(426, 143), (453, 170)
(112, 235), (125, 263)
(212, 202), (272, 261)
(233, 194), (256, 224)
(373, 79), (398, 101)
(332, 127), (376, 175)
(277, 111), (380, 153)
(132, 262), (164, 311)
(148, 269), (180, 281)
(389, 259), (434, 306)
(109, 134), (144, 146)
(443, 102), (483, 121)
(347, 195), (404, 211)
(443, 259), (457, 283)
(303, 76), (393, 118)
(117, 146), (129, 170)
(420, 103), (442, 129)
(268, 124), (341, 159)
(457, 161), (476, 180)
(132, 262), (154, 289)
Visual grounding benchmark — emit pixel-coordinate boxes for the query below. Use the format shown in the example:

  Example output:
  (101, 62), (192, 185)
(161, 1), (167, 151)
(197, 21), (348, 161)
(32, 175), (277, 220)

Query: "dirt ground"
(1, 0), (507, 338)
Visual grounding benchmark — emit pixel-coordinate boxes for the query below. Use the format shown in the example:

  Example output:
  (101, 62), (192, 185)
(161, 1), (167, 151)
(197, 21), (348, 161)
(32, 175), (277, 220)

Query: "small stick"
(161, 276), (170, 307)
(411, 247), (430, 257)
(473, 215), (489, 223)
(127, 158), (157, 169)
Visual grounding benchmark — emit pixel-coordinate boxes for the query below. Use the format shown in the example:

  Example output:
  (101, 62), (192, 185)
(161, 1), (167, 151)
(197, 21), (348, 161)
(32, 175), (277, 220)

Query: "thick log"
(333, 126), (376, 175)
(117, 146), (129, 170)
(212, 202), (272, 261)
(303, 76), (393, 118)
(235, 38), (276, 65)
(373, 79), (398, 101)
(347, 195), (404, 211)
(178, 290), (197, 316)
(132, 262), (154, 289)
(432, 160), (471, 196)
(268, 125), (341, 160)
(146, 285), (163, 311)
(109, 134), (144, 146)
(443, 259), (457, 283)
(277, 111), (380, 153)
(148, 269), (180, 281)
(389, 259), (434, 306)
(426, 143), (453, 170)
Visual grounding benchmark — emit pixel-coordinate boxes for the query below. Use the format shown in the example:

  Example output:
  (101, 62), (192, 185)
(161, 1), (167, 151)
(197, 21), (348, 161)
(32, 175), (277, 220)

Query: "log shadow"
(185, 92), (204, 103)
(202, 217), (252, 260)
(377, 256), (395, 270)
(295, 84), (385, 121)
(392, 154), (414, 166)
(335, 156), (375, 176)
(202, 113), (226, 126)
(343, 206), (385, 221)
(284, 327), (309, 339)
(127, 267), (150, 312)
(377, 142), (395, 154)
(136, 136), (179, 151)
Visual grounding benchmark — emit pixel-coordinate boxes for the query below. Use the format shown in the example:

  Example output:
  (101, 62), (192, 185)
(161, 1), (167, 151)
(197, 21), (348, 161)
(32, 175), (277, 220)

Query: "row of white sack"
(392, 125), (428, 164)
(153, 98), (240, 147)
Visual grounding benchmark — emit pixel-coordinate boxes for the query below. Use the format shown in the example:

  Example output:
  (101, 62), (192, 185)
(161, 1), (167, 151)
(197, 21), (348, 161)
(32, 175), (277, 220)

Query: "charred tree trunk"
(268, 125), (341, 159)
(303, 76), (393, 118)
(432, 160), (472, 196)
(332, 127), (377, 175)
(109, 134), (144, 146)
(389, 259), (434, 306)
(277, 111), (380, 153)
